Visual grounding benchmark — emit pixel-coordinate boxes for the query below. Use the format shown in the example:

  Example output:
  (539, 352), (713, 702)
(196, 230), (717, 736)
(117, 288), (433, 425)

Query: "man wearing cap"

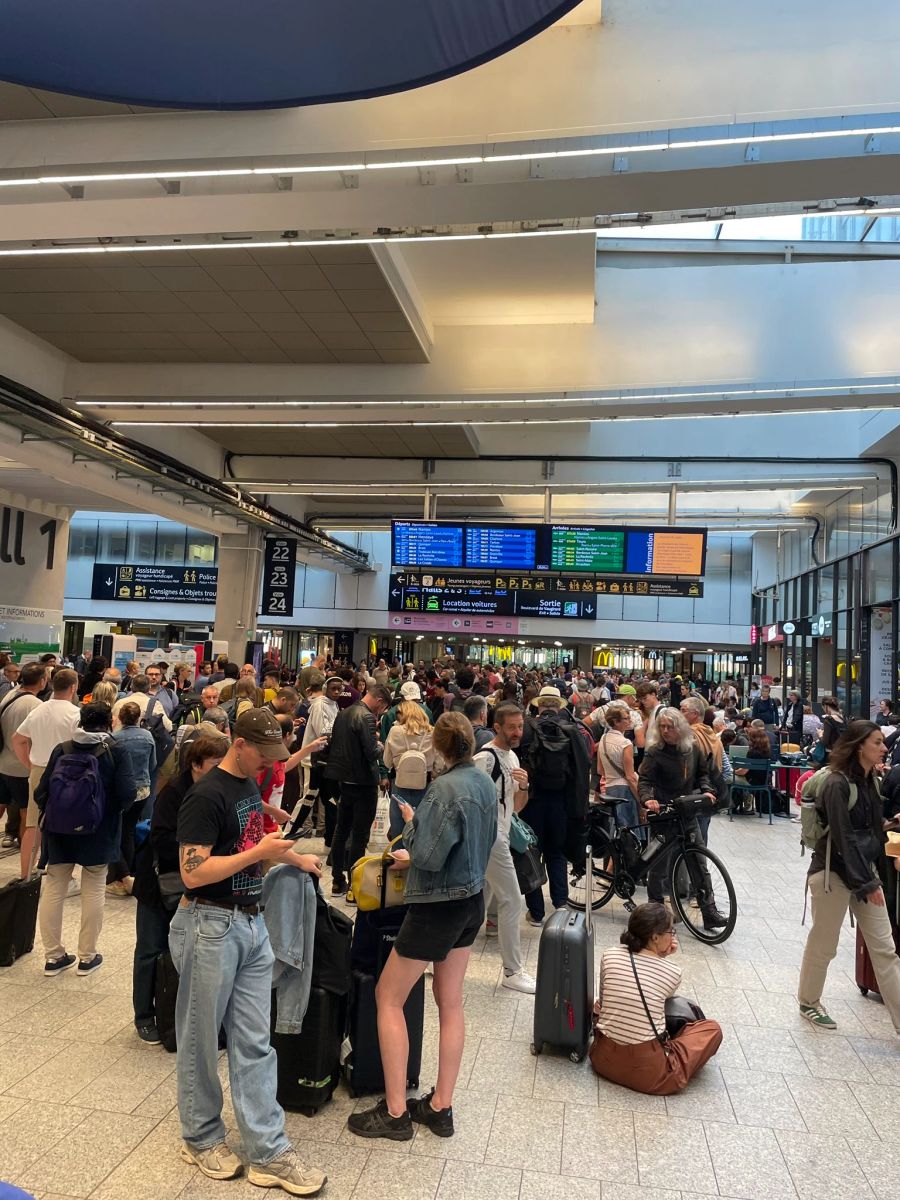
(380, 679), (430, 743)
(170, 708), (327, 1195)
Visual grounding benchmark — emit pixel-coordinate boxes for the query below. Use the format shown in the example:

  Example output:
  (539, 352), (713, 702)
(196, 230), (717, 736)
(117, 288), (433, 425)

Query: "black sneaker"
(136, 1021), (161, 1044)
(44, 953), (76, 977)
(347, 1098), (413, 1141)
(77, 953), (103, 976)
(331, 881), (347, 897)
(408, 1090), (454, 1138)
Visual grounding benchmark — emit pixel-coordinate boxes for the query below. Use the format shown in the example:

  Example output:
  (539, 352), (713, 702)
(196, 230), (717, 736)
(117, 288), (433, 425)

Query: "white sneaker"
(502, 970), (537, 994)
(247, 1149), (326, 1196)
(181, 1141), (243, 1180)
(67, 877), (81, 898)
(484, 919), (498, 937)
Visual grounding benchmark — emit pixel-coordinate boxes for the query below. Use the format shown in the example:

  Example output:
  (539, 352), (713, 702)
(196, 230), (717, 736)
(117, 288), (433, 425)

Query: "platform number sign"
(262, 537), (296, 617)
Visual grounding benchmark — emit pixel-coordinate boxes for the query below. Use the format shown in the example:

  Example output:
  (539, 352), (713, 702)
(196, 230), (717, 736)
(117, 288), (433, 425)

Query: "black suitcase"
(532, 844), (594, 1063)
(154, 950), (180, 1052)
(0, 874), (41, 967)
(271, 984), (346, 1115)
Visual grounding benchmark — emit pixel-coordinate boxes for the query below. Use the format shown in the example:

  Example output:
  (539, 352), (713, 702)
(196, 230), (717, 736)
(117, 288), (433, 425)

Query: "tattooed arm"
(178, 831), (292, 888)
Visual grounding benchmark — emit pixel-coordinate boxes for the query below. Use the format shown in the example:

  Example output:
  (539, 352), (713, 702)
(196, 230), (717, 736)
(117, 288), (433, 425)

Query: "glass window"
(155, 526), (186, 564)
(68, 519), (98, 559)
(186, 531), (217, 564)
(97, 521), (127, 562)
(127, 524), (156, 563)
(837, 558), (851, 609)
(818, 566), (834, 611)
(865, 540), (895, 605)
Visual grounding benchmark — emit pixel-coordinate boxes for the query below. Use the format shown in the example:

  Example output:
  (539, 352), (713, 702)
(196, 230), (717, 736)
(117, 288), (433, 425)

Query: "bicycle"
(567, 792), (738, 945)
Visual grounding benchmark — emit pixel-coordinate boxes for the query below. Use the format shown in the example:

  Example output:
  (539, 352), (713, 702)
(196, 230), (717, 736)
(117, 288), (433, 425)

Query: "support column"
(0, 493), (69, 660)
(213, 529), (265, 663)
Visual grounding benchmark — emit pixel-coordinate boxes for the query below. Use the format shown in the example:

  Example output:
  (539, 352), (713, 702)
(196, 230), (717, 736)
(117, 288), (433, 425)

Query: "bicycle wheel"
(567, 840), (617, 912)
(669, 844), (737, 944)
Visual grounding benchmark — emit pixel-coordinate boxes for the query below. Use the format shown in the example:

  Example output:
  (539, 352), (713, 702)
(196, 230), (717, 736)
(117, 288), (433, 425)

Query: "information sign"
(261, 537), (297, 617)
(91, 564), (218, 604)
(549, 527), (624, 573)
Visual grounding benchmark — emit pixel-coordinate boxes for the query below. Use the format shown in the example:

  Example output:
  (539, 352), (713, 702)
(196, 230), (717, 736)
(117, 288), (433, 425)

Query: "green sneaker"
(799, 1003), (837, 1031)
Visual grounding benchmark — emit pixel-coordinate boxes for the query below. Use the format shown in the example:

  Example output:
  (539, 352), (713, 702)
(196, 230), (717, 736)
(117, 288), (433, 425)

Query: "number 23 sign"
(262, 537), (296, 617)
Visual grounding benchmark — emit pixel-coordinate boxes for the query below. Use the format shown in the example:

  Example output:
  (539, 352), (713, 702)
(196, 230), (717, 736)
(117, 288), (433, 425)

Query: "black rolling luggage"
(344, 907), (424, 1096)
(271, 984), (346, 1115)
(532, 844), (594, 1063)
(0, 874), (41, 967)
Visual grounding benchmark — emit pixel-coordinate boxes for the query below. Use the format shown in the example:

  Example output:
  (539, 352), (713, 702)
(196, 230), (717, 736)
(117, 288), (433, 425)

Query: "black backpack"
(141, 695), (175, 763)
(527, 711), (573, 792)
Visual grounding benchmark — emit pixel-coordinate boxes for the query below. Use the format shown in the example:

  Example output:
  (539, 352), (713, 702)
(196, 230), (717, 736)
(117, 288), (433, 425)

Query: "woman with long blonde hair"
(383, 700), (435, 837)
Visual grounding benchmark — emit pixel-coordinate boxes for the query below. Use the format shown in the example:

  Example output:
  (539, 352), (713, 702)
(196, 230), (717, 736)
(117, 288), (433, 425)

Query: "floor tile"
(484, 1095), (564, 1172)
(847, 1133), (900, 1200)
(68, 1049), (177, 1114)
(521, 1171), (595, 1200)
(352, 1148), (446, 1200)
(721, 1066), (807, 1131)
(733, 1025), (810, 1074)
(467, 1035), (536, 1096)
(775, 1130), (876, 1200)
(665, 1061), (734, 1122)
(532, 1051), (599, 1104)
(91, 1113), (197, 1200)
(561, 1102), (637, 1184)
(0, 1037), (73, 1093)
(784, 1075), (876, 1137)
(0, 1100), (91, 1177)
(848, 1080), (900, 1136)
(634, 1114), (718, 1195)
(790, 1028), (874, 1081)
(434, 1161), (521, 1200)
(693, 984), (758, 1025)
(704, 1120), (798, 1200)
(601, 1187), (681, 1200)
(846, 1034), (900, 1083)
(7, 1039), (129, 1103)
(18, 1109), (156, 1197)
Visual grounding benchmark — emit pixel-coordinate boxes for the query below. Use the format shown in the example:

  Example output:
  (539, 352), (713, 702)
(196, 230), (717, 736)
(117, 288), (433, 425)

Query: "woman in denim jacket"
(349, 712), (497, 1144)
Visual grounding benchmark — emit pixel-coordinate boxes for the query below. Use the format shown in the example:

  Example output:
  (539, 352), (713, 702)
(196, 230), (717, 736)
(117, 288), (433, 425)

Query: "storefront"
(752, 533), (899, 717)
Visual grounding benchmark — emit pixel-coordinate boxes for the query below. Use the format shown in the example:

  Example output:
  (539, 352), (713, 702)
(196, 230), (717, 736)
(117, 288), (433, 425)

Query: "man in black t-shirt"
(170, 708), (326, 1195)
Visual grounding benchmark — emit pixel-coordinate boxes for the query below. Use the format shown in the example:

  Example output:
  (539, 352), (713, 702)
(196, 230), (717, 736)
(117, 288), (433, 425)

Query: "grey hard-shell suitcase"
(531, 844), (594, 1062)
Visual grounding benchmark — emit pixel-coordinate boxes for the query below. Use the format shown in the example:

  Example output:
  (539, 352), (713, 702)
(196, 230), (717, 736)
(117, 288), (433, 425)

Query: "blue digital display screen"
(392, 522), (464, 568)
(464, 525), (536, 570)
(625, 530), (654, 575)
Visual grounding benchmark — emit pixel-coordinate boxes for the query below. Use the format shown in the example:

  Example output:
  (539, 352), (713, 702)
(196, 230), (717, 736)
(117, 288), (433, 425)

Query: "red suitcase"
(855, 924), (900, 996)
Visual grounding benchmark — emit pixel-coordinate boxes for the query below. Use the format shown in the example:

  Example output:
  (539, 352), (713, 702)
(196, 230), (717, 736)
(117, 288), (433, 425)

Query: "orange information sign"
(651, 532), (705, 576)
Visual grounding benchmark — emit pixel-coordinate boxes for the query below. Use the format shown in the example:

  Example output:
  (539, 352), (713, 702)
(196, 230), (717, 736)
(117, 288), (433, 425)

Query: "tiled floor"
(1, 811), (899, 1200)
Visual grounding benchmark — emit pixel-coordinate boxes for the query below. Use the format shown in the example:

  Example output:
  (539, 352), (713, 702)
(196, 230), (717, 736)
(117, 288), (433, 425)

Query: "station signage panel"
(808, 612), (834, 638)
(389, 569), (703, 619)
(91, 563), (218, 604)
(761, 623), (784, 644)
(261, 537), (297, 617)
(391, 521), (707, 577)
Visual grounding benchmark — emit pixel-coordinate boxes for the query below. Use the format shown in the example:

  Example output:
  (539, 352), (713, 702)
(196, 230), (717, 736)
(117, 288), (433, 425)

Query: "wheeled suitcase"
(344, 906), (424, 1096)
(271, 984), (346, 1115)
(855, 923), (900, 997)
(0, 874), (41, 967)
(532, 844), (594, 1063)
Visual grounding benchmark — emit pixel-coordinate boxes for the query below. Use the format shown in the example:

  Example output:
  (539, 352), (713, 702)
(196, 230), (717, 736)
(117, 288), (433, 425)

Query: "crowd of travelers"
(2, 646), (900, 1185)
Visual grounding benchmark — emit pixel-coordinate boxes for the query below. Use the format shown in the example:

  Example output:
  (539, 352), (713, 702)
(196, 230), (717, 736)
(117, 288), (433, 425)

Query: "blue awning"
(0, 1), (582, 111)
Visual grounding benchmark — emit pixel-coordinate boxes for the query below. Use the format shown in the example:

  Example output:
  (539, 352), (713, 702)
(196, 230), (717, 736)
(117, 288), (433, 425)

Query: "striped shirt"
(596, 945), (681, 1045)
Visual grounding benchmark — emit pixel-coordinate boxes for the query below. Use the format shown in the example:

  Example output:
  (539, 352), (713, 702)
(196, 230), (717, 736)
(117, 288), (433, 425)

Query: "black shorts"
(394, 892), (485, 963)
(0, 774), (28, 811)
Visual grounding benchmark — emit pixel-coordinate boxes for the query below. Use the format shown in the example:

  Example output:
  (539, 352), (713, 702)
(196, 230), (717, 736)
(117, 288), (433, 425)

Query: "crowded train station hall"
(1, 4), (900, 1200)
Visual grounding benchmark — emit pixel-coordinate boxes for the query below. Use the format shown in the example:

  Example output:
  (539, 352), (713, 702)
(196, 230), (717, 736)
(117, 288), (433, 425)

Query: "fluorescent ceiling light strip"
(111, 405), (883, 428)
(3, 119), (900, 189)
(76, 383), (900, 409)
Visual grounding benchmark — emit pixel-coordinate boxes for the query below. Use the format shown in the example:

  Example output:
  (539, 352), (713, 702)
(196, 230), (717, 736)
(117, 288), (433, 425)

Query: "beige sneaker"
(248, 1149), (326, 1196)
(106, 881), (130, 899)
(180, 1141), (243, 1179)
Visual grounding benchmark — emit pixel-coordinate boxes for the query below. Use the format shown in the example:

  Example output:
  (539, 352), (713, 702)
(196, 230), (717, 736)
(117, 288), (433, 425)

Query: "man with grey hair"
(680, 694), (725, 841)
(178, 707), (231, 769)
(102, 667), (123, 693)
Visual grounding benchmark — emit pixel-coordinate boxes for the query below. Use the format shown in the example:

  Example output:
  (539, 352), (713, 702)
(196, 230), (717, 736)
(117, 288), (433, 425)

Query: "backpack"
(141, 695), (175, 762)
(527, 712), (573, 792)
(393, 732), (429, 790)
(42, 741), (109, 835)
(0, 690), (32, 753)
(799, 767), (857, 850)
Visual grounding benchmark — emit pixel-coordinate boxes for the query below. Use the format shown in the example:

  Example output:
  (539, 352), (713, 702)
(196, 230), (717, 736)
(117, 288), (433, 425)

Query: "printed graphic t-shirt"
(177, 766), (265, 906)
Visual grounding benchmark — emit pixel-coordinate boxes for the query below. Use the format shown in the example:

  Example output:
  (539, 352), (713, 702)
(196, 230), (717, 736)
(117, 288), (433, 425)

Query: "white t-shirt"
(597, 945), (682, 1045)
(16, 699), (82, 767)
(474, 740), (520, 839)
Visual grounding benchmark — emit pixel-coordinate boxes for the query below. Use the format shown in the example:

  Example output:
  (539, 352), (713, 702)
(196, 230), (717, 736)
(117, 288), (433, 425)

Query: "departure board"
(549, 527), (625, 573)
(465, 525), (536, 570)
(392, 522), (464, 568)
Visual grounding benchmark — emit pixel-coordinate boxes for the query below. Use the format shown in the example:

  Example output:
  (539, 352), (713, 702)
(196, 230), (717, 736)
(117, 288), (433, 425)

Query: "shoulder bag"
(628, 950), (705, 1043)
(350, 836), (408, 911)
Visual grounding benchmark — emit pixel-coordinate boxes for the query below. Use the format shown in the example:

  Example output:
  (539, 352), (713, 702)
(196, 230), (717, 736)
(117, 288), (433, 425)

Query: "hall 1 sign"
(261, 537), (297, 617)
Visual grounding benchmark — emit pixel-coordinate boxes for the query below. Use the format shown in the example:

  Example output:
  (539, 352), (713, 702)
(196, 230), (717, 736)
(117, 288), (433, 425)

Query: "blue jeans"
(520, 790), (569, 919)
(388, 785), (427, 840)
(168, 901), (288, 1165)
(604, 783), (639, 831)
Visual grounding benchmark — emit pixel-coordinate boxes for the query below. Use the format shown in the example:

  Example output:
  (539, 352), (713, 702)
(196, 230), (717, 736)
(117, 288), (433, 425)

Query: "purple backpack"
(43, 742), (109, 835)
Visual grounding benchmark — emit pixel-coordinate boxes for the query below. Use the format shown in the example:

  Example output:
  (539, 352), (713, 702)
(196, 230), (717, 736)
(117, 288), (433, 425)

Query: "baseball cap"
(617, 684), (636, 696)
(233, 708), (289, 762)
(400, 681), (422, 700)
